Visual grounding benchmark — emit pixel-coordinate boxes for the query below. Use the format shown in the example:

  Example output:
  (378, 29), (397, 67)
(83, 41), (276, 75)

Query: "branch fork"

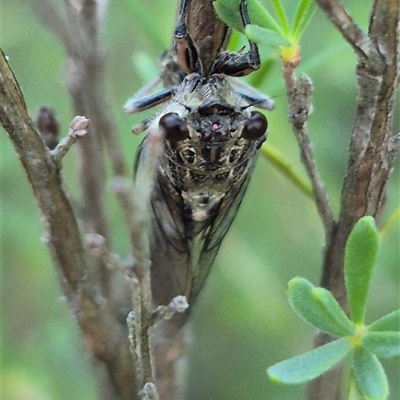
(50, 115), (89, 163)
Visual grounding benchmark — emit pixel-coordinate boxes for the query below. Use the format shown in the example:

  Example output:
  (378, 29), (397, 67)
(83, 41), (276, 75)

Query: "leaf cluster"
(267, 217), (400, 400)
(214, 0), (317, 60)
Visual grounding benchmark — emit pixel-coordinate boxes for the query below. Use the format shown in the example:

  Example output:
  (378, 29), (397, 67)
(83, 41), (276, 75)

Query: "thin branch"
(314, 0), (379, 62)
(0, 48), (138, 400)
(85, 233), (130, 275)
(150, 296), (189, 326)
(50, 116), (89, 163)
(308, 1), (400, 399)
(37, 0), (128, 298)
(282, 61), (336, 239)
(388, 132), (400, 167)
(111, 123), (165, 392)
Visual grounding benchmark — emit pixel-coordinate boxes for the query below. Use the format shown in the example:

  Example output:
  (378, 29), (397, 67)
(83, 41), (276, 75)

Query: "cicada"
(125, 0), (274, 310)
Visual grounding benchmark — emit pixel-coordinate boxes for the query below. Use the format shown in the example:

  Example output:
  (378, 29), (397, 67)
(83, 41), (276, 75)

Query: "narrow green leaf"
(352, 347), (389, 400)
(379, 207), (400, 240)
(215, 0), (240, 10)
(214, 1), (246, 33)
(215, 0), (282, 34)
(344, 216), (379, 325)
(260, 144), (314, 200)
(362, 332), (400, 358)
(267, 338), (351, 384)
(312, 287), (356, 336)
(288, 277), (355, 337)
(291, 0), (317, 42)
(247, 0), (282, 34)
(245, 25), (290, 47)
(271, 0), (289, 36)
(368, 310), (400, 332)
(349, 373), (365, 400)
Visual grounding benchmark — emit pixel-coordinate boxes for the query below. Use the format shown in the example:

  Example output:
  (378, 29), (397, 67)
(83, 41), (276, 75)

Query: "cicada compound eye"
(241, 111), (268, 140)
(159, 112), (189, 142)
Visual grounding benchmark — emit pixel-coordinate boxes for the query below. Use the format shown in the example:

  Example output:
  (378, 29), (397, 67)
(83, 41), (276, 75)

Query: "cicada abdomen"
(125, 0), (274, 312)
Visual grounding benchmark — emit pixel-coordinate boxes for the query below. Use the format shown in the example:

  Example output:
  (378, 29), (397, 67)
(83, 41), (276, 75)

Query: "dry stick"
(51, 116), (89, 163)
(38, 2), (184, 398)
(282, 60), (335, 240)
(38, 0), (111, 294)
(111, 125), (164, 399)
(0, 49), (138, 400)
(39, 0), (129, 296)
(309, 1), (400, 400)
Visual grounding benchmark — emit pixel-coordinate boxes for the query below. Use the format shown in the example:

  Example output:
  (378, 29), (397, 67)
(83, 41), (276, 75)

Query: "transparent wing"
(138, 136), (259, 308)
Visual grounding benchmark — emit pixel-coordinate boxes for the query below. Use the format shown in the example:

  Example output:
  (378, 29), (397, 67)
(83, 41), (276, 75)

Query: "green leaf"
(271, 0), (289, 36)
(344, 216), (379, 325)
(368, 310), (400, 332)
(312, 287), (356, 335)
(260, 144), (314, 200)
(215, 0), (282, 35)
(267, 338), (351, 384)
(352, 347), (389, 400)
(215, 0), (240, 10)
(245, 25), (290, 47)
(362, 332), (400, 358)
(247, 0), (282, 34)
(288, 277), (356, 337)
(291, 0), (317, 42)
(214, 1), (246, 33)
(349, 373), (365, 400)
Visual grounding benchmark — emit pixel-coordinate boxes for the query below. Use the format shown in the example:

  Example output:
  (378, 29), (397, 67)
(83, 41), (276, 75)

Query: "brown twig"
(37, 0), (113, 296)
(282, 61), (335, 240)
(50, 116), (89, 163)
(0, 48), (138, 400)
(308, 1), (400, 399)
(111, 124), (165, 395)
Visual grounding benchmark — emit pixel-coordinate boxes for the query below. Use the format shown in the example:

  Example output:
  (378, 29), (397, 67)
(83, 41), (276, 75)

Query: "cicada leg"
(227, 76), (275, 111)
(174, 0), (200, 74)
(125, 76), (176, 135)
(124, 74), (175, 115)
(211, 0), (261, 77)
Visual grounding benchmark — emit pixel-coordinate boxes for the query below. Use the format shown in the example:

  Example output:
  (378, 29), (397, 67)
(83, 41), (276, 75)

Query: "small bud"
(36, 107), (59, 150)
(127, 311), (135, 324)
(143, 382), (157, 394)
(142, 382), (158, 399)
(70, 116), (89, 137)
(85, 233), (106, 255)
(171, 295), (189, 313)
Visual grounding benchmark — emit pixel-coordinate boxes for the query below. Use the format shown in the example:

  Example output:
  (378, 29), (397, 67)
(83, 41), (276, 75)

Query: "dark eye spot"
(159, 112), (189, 142)
(241, 111), (268, 140)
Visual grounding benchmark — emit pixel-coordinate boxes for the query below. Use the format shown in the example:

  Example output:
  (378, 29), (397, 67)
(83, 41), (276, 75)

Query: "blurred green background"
(2, 1), (399, 399)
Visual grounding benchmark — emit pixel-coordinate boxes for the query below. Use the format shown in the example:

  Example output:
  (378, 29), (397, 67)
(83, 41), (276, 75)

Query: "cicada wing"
(189, 155), (259, 303)
(135, 138), (191, 307)
(136, 137), (261, 311)
(149, 174), (193, 307)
